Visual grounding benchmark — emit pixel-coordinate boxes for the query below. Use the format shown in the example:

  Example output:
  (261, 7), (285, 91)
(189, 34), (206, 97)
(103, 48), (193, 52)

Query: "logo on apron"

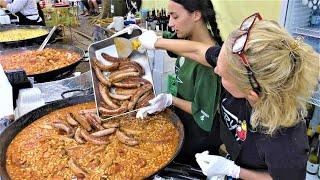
(200, 110), (209, 121)
(175, 57), (185, 84)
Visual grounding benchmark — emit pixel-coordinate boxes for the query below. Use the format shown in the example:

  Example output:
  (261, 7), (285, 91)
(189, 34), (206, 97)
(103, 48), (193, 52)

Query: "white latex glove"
(136, 105), (156, 119)
(110, 24), (146, 38)
(195, 151), (240, 179)
(138, 30), (160, 50)
(136, 93), (173, 119)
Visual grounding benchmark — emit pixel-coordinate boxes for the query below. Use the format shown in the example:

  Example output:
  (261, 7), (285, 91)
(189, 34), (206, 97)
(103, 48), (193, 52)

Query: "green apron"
(173, 56), (221, 166)
(175, 57), (220, 132)
(163, 31), (222, 166)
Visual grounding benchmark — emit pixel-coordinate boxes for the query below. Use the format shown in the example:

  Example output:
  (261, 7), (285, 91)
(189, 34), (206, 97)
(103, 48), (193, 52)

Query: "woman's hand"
(138, 30), (160, 50)
(195, 151), (240, 178)
(136, 93), (173, 119)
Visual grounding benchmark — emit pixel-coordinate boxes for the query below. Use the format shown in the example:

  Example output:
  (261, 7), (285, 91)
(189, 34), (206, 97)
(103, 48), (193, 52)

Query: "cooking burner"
(155, 162), (206, 180)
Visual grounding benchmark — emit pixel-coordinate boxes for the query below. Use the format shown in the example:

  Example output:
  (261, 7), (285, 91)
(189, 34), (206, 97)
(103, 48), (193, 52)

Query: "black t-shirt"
(205, 46), (221, 68)
(219, 91), (309, 179)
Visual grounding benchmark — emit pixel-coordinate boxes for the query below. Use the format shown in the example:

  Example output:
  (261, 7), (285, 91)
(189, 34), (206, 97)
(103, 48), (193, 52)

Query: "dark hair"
(171, 0), (223, 46)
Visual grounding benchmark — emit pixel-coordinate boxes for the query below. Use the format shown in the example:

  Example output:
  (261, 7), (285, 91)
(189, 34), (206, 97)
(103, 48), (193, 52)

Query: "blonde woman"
(137, 13), (320, 179)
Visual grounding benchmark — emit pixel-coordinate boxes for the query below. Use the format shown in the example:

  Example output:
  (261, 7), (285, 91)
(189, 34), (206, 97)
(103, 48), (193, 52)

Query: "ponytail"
(206, 0), (223, 46)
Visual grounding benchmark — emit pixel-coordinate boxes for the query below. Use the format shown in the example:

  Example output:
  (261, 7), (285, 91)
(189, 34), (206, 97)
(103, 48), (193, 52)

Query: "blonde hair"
(225, 20), (320, 135)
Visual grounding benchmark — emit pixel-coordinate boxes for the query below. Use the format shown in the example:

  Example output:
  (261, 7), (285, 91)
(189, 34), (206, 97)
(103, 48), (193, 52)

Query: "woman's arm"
(240, 168), (272, 180)
(4, 0), (28, 13)
(172, 96), (192, 114)
(155, 38), (212, 67)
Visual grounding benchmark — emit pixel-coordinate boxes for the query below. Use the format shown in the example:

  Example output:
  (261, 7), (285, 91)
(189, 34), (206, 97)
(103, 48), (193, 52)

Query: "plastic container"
(0, 15), (10, 25)
(113, 16), (124, 31)
(15, 87), (45, 118)
(152, 69), (175, 95)
(153, 49), (176, 73)
(0, 8), (5, 16)
(0, 64), (13, 119)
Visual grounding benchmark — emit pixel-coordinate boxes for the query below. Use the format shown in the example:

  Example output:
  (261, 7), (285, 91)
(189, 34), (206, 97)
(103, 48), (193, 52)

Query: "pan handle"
(81, 51), (89, 62)
(61, 87), (93, 99)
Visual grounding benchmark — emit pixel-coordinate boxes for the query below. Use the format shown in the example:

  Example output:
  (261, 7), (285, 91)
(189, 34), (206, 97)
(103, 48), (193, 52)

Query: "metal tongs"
(100, 109), (140, 122)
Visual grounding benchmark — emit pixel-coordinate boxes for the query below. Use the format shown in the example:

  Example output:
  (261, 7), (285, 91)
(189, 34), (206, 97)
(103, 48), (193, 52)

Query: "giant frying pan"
(0, 95), (184, 179)
(0, 25), (52, 49)
(0, 44), (85, 83)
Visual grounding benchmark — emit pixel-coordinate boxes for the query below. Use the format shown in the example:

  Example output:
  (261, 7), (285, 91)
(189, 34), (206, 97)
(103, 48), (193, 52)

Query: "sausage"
(93, 58), (119, 71)
(109, 163), (123, 175)
(86, 146), (106, 156)
(108, 72), (140, 83)
(90, 128), (116, 137)
(51, 121), (75, 138)
(109, 92), (131, 100)
(11, 154), (26, 167)
(86, 159), (101, 169)
(116, 130), (139, 146)
(136, 94), (154, 109)
(119, 65), (144, 76)
(108, 67), (137, 80)
(119, 61), (144, 76)
(66, 113), (78, 126)
(135, 158), (147, 168)
(84, 113), (104, 131)
(119, 60), (133, 67)
(120, 127), (143, 135)
(74, 127), (85, 144)
(112, 82), (141, 89)
(68, 158), (88, 178)
(101, 53), (129, 62)
(93, 66), (111, 87)
(90, 113), (102, 124)
(122, 77), (151, 85)
(114, 88), (138, 95)
(136, 90), (152, 104)
(99, 101), (129, 116)
(80, 129), (110, 145)
(136, 91), (154, 109)
(128, 84), (153, 111)
(99, 83), (120, 109)
(102, 121), (120, 129)
(79, 109), (97, 115)
(100, 101), (115, 110)
(71, 112), (92, 132)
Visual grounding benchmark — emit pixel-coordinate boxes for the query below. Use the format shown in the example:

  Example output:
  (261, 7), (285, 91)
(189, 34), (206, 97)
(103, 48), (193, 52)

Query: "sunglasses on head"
(232, 12), (262, 94)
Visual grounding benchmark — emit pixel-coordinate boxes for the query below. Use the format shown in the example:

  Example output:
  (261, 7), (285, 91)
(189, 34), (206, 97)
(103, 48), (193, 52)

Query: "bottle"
(160, 8), (166, 31)
(0, 64), (13, 119)
(150, 8), (156, 30)
(307, 129), (320, 175)
(166, 12), (173, 32)
(308, 127), (315, 146)
(155, 9), (161, 32)
(145, 11), (150, 30)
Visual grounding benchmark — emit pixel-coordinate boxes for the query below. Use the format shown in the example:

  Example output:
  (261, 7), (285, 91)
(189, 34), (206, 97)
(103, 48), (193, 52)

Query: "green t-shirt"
(174, 56), (221, 132)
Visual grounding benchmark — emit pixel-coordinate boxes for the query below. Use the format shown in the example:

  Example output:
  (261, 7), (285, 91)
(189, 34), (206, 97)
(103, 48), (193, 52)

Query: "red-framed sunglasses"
(232, 12), (262, 94)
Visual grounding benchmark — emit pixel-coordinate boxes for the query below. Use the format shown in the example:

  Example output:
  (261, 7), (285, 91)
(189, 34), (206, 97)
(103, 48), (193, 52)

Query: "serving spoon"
(38, 25), (57, 51)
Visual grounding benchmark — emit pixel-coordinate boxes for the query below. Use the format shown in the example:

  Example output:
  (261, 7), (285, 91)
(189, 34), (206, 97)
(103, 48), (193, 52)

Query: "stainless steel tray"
(88, 30), (155, 120)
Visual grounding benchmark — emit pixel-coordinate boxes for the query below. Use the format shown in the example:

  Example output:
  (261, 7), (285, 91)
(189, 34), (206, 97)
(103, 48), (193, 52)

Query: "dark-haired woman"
(137, 0), (223, 166)
(138, 13), (319, 179)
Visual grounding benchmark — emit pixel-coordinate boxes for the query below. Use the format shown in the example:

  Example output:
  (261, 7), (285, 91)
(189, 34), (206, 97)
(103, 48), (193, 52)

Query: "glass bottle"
(307, 129), (320, 175)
